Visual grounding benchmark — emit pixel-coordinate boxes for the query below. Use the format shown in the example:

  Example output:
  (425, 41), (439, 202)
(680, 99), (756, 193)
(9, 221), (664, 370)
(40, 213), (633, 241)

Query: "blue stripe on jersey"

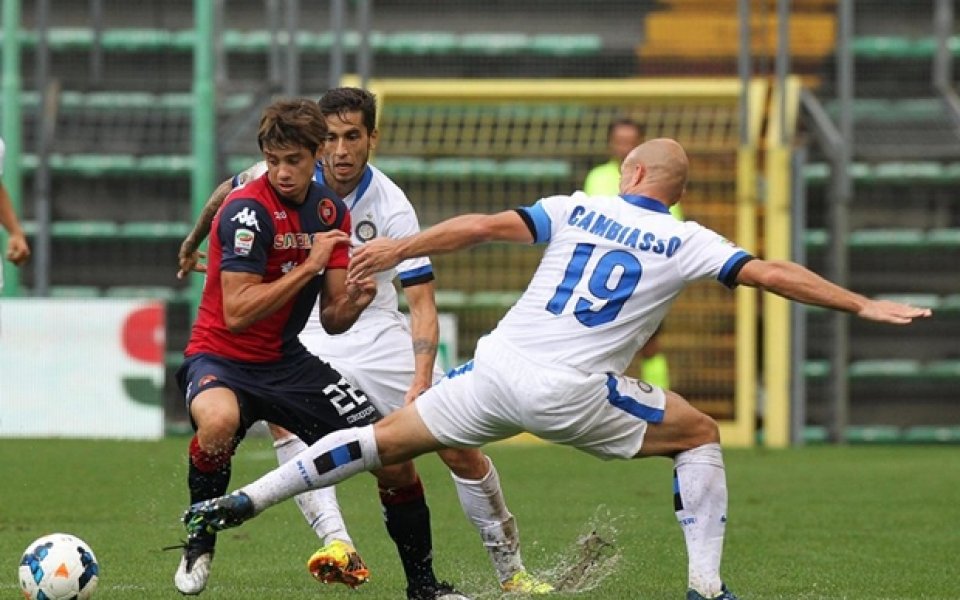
(717, 250), (754, 288)
(605, 374), (665, 423)
(620, 194), (672, 214)
(399, 264), (434, 282)
(520, 202), (552, 243)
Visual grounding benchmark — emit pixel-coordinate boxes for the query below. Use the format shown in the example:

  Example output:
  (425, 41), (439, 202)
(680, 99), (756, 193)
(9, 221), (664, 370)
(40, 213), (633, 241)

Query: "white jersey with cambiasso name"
(233, 162), (433, 334)
(493, 191), (753, 375)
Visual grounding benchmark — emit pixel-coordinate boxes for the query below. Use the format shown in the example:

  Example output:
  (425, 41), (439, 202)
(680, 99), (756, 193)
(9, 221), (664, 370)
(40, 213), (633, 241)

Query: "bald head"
(619, 137), (688, 205)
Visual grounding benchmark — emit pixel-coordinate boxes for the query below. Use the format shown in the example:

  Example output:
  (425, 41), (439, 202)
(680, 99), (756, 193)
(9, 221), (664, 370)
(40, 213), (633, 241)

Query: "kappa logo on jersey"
(230, 207), (262, 231)
(318, 198), (338, 225)
(281, 260), (297, 273)
(234, 228), (255, 255)
(356, 220), (377, 242)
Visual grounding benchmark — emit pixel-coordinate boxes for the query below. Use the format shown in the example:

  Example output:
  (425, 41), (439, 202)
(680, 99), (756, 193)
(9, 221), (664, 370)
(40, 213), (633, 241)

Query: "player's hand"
(345, 275), (377, 310)
(306, 230), (351, 273)
(6, 233), (30, 265)
(857, 299), (932, 324)
(177, 241), (207, 279)
(348, 238), (402, 282)
(403, 378), (431, 406)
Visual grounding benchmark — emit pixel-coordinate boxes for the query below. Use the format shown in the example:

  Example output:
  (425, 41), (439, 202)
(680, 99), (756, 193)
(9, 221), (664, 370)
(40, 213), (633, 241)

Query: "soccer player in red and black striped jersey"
(174, 99), (466, 599)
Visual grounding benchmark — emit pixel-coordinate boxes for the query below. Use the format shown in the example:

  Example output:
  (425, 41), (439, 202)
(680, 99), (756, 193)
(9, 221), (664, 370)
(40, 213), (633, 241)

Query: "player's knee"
(438, 447), (490, 480)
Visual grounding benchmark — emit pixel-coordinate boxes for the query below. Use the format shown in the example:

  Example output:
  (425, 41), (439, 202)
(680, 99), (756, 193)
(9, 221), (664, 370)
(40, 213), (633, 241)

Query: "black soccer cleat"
(182, 491), (255, 536)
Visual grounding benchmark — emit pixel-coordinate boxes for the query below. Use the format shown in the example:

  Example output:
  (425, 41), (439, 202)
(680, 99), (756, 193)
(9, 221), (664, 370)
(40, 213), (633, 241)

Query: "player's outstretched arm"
(349, 210), (534, 280)
(177, 177), (233, 279)
(736, 259), (932, 324)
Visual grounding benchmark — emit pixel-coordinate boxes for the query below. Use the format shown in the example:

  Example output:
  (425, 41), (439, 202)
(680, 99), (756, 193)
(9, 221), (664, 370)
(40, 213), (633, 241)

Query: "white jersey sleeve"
(381, 194), (434, 287)
(231, 161), (268, 189)
(0, 136), (5, 177)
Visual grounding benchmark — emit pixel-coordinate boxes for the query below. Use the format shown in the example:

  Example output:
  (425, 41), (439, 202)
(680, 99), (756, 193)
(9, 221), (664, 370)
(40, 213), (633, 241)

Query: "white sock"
(674, 442), (727, 597)
(451, 457), (524, 582)
(273, 436), (352, 546)
(242, 425), (382, 514)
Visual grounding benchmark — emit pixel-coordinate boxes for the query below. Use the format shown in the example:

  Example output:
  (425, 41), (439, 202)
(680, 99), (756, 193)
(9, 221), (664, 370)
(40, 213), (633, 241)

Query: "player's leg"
(637, 391), (735, 600)
(438, 447), (552, 594)
(268, 423), (368, 588)
(269, 424), (352, 545)
(175, 360), (245, 595)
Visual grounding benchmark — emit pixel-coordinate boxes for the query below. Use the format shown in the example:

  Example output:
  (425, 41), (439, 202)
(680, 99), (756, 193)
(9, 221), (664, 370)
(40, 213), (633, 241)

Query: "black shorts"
(176, 352), (381, 444)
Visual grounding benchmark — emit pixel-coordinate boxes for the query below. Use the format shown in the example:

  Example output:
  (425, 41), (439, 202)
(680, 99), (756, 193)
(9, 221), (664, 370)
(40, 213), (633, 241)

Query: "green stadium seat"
(468, 291), (523, 308)
(845, 425), (903, 443)
(939, 294), (960, 312)
(851, 35), (957, 60)
(501, 159), (570, 181)
(50, 220), (120, 239)
(528, 34), (602, 56)
(379, 31), (458, 55)
(120, 221), (192, 240)
(923, 360), (960, 379)
(804, 161), (960, 186)
(458, 33), (529, 55)
(371, 156), (428, 178)
(849, 229), (926, 249)
(805, 228), (960, 250)
(825, 98), (946, 123)
(848, 359), (922, 379)
(926, 228), (960, 248)
(902, 426), (960, 443)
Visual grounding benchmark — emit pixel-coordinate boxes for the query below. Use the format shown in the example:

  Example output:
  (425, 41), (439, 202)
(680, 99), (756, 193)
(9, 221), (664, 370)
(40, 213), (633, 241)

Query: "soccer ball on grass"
(18, 533), (100, 600)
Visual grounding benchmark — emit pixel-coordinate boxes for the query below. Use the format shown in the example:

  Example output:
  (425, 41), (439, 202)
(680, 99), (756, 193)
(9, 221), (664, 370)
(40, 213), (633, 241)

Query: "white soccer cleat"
(174, 547), (213, 595)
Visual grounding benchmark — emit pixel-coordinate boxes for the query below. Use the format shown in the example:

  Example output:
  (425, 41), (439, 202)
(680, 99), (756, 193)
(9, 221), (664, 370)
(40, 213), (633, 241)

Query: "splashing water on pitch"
(459, 505), (624, 599)
(544, 506), (622, 594)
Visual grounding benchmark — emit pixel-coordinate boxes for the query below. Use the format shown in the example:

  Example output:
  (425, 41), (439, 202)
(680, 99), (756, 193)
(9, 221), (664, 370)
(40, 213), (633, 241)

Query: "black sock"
(380, 478), (438, 591)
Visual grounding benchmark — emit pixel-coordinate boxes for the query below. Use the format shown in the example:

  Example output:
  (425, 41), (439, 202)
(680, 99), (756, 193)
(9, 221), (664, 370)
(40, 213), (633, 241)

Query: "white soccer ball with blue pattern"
(18, 533), (100, 600)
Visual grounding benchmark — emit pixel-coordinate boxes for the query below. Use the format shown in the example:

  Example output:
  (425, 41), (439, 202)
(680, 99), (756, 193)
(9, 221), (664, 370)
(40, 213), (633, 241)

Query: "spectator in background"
(584, 118), (677, 390)
(0, 136), (31, 289)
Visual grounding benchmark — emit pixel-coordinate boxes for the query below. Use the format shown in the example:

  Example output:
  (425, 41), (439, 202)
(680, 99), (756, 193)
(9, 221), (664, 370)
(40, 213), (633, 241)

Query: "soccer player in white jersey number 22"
(178, 87), (549, 598)
(183, 138), (931, 599)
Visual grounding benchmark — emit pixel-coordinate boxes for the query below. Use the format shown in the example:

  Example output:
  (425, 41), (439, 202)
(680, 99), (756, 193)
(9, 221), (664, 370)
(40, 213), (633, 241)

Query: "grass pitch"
(1, 437), (956, 599)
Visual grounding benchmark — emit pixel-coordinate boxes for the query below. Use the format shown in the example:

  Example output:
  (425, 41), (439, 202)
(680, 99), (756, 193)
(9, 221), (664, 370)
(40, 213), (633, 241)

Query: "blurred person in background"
(0, 136), (31, 291)
(178, 87), (550, 597)
(584, 117), (678, 391)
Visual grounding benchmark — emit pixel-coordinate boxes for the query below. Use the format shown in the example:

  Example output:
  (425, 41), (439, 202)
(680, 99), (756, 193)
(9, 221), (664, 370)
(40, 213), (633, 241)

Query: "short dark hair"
(257, 98), (327, 154)
(317, 87), (378, 134)
(607, 117), (641, 140)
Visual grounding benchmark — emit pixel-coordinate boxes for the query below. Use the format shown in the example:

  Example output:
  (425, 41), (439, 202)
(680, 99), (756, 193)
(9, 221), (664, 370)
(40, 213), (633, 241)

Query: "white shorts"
(416, 335), (667, 460)
(300, 313), (445, 416)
